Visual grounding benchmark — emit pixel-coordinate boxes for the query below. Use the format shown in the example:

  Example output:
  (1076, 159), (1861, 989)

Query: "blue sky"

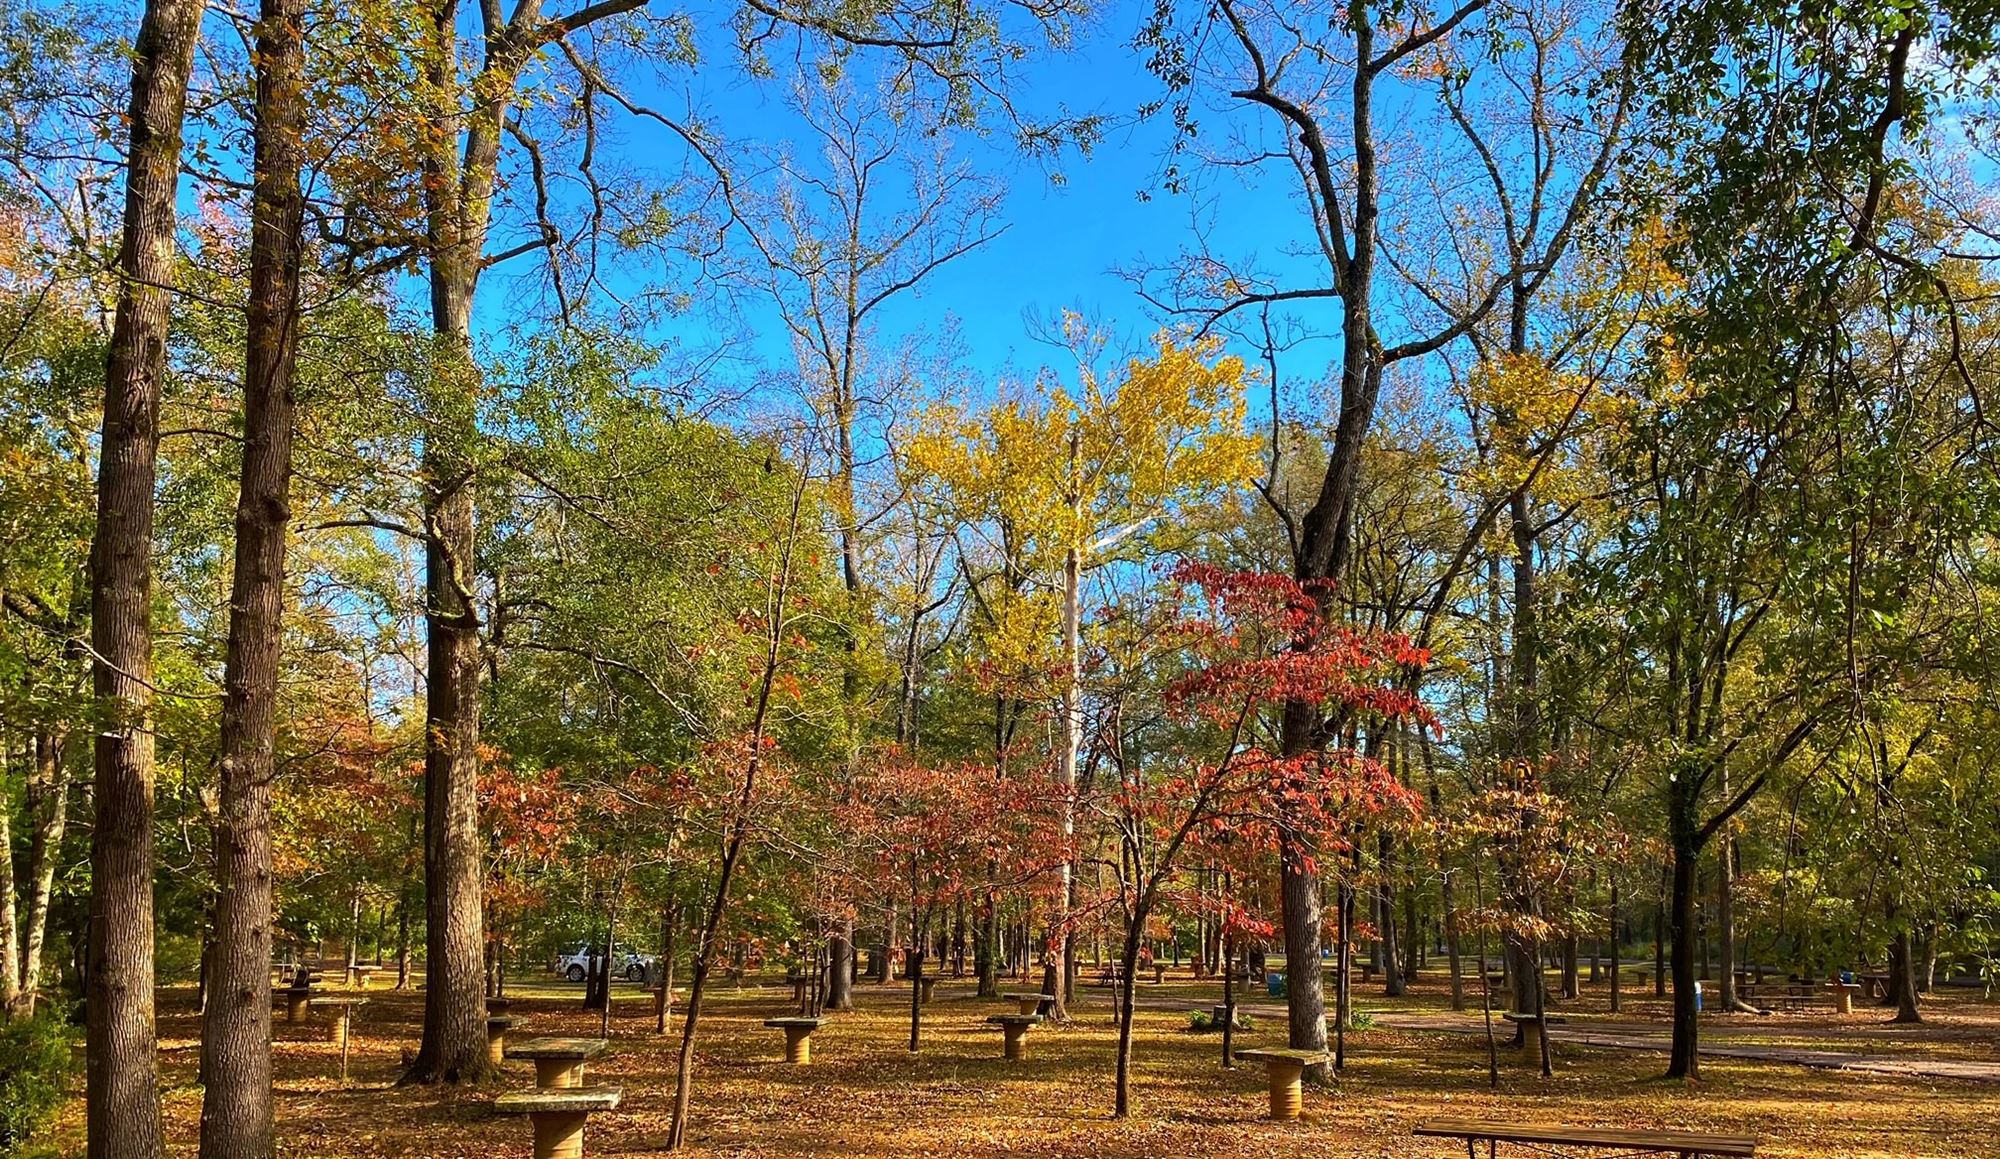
(478, 2), (1340, 399)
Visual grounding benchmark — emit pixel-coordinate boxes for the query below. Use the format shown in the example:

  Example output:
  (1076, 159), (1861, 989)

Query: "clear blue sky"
(481, 2), (1339, 398)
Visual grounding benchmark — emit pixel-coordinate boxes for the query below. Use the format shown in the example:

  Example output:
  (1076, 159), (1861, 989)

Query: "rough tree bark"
(85, 2), (205, 1154)
(198, 0), (305, 1153)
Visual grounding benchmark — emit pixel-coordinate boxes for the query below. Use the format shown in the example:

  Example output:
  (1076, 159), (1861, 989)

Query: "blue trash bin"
(1266, 971), (1286, 998)
(1693, 981), (1704, 1012)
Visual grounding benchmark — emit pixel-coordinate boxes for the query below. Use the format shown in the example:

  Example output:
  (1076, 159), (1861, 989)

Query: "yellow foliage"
(904, 329), (1258, 568)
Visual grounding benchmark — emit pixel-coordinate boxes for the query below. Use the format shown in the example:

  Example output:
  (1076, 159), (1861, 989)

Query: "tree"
(84, 2), (205, 1153)
(1137, 0), (1510, 1068)
(907, 328), (1256, 1016)
(1099, 562), (1426, 1115)
(197, 0), (306, 1152)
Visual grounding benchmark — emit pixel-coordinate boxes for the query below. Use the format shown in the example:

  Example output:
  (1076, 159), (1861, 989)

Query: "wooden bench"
(763, 1017), (825, 1064)
(1232, 1048), (1328, 1121)
(496, 1087), (622, 1159)
(487, 1015), (521, 1067)
(506, 1036), (609, 1088)
(1739, 983), (1811, 1013)
(986, 1013), (1041, 1060)
(1001, 991), (1053, 1016)
(1415, 1117), (1756, 1156)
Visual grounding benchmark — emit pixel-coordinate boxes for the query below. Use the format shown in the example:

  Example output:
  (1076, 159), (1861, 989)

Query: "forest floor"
(38, 968), (2000, 1158)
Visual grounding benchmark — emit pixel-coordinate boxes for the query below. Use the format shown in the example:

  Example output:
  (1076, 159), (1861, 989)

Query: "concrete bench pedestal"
(763, 1017), (825, 1064)
(275, 986), (313, 1023)
(496, 1087), (622, 1159)
(986, 1014), (1041, 1060)
(1233, 1048), (1330, 1120)
(1502, 1012), (1565, 1057)
(487, 1016), (521, 1067)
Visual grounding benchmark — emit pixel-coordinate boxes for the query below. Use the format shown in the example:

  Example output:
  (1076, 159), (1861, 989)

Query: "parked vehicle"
(553, 942), (657, 983)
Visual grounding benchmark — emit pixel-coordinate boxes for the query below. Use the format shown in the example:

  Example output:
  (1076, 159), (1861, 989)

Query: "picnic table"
(1415, 1117), (1756, 1156)
(506, 1036), (609, 1088)
(496, 1086), (622, 1159)
(310, 996), (367, 1080)
(1232, 1048), (1329, 1121)
(1739, 982), (1813, 1013)
(1857, 972), (1891, 1000)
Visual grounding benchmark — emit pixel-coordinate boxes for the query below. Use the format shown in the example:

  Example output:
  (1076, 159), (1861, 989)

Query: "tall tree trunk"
(198, 4), (305, 1152)
(1378, 832), (1404, 996)
(1888, 926), (1922, 1023)
(1654, 863), (1668, 997)
(1443, 869), (1464, 1012)
(86, 2), (205, 1153)
(14, 727), (71, 1017)
(1666, 839), (1701, 1079)
(1277, 701), (1331, 1077)
(1112, 902), (1149, 1118)
(404, 0), (502, 1081)
(0, 762), (18, 1015)
(826, 918), (855, 1010)
(1046, 532), (1082, 1021)
(1608, 879), (1622, 1014)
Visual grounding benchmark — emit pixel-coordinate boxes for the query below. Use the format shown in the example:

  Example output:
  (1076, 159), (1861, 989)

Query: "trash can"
(1693, 981), (1703, 1013)
(1266, 971), (1286, 998)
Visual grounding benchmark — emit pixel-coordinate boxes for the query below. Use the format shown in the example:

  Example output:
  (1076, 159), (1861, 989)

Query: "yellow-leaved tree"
(904, 324), (1256, 1017)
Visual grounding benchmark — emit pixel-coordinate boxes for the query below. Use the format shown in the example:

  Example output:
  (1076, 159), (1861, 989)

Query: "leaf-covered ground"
(39, 969), (2000, 1157)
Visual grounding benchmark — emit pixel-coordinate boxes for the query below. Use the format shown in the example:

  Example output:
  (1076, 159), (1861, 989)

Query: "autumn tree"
(907, 329), (1255, 1016)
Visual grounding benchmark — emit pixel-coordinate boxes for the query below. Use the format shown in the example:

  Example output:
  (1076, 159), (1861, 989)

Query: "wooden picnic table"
(1415, 1117), (1756, 1156)
(495, 1086), (622, 1159)
(506, 1036), (610, 1088)
(1232, 1048), (1329, 1121)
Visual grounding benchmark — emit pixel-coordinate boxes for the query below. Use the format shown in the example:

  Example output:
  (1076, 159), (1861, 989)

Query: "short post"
(763, 1017), (824, 1064)
(1232, 1048), (1330, 1121)
(987, 1013), (1041, 1060)
(496, 1087), (622, 1159)
(488, 1016), (520, 1067)
(1827, 982), (1857, 1015)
